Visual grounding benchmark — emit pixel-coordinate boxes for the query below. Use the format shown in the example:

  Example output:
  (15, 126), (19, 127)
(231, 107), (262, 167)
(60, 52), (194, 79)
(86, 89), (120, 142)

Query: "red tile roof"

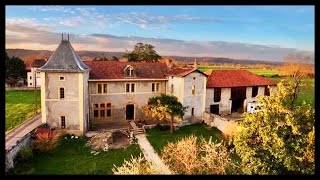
(166, 67), (208, 77)
(84, 61), (169, 79)
(206, 70), (276, 88)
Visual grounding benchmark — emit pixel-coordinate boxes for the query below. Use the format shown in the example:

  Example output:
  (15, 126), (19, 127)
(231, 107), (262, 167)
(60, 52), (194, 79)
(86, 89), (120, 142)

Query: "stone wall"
(5, 132), (33, 172)
(202, 112), (237, 136)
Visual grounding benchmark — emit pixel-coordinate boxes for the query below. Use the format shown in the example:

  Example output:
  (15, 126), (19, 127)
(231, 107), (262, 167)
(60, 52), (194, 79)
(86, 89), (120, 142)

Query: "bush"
(155, 124), (170, 131)
(15, 146), (33, 163)
(161, 135), (239, 174)
(112, 154), (161, 174)
(32, 131), (61, 152)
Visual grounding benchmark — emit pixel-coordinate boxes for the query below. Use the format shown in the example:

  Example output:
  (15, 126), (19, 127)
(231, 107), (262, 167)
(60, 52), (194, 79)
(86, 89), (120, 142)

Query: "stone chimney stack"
(165, 58), (173, 69)
(193, 59), (197, 69)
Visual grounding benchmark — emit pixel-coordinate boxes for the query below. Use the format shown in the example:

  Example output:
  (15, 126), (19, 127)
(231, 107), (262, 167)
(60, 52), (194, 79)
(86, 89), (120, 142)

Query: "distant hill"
(6, 49), (283, 67)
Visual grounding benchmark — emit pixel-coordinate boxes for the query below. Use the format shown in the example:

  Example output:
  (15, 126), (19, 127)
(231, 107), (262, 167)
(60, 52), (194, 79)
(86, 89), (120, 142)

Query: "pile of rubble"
(87, 130), (133, 152)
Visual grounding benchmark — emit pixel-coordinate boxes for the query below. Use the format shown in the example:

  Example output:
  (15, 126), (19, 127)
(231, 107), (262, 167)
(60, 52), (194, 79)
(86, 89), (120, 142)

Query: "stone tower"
(39, 34), (90, 135)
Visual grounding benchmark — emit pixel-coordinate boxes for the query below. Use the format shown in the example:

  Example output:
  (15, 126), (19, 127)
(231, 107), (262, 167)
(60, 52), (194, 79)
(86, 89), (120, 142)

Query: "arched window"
(124, 65), (135, 77)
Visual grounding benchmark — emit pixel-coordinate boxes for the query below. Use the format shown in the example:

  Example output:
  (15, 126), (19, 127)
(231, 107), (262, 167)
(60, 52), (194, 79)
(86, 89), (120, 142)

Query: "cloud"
(58, 16), (85, 27)
(6, 17), (52, 31)
(5, 23), (314, 62)
(115, 12), (219, 29)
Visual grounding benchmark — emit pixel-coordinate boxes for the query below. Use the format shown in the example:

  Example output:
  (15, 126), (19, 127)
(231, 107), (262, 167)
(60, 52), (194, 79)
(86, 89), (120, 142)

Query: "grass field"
(5, 90), (41, 134)
(146, 123), (224, 153)
(8, 137), (142, 175)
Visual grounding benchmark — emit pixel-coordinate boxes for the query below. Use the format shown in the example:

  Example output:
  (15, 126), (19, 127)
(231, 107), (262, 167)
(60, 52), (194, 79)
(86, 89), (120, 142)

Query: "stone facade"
(88, 80), (166, 124)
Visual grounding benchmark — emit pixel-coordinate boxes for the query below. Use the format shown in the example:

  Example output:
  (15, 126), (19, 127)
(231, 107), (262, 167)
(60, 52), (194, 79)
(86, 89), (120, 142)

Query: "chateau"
(39, 38), (276, 135)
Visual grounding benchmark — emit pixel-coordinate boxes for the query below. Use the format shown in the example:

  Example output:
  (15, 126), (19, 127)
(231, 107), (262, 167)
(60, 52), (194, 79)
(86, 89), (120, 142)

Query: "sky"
(5, 5), (314, 61)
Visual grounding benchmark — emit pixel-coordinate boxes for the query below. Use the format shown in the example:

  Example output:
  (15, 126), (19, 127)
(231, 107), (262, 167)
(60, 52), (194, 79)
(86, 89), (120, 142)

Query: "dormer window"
(124, 65), (135, 77)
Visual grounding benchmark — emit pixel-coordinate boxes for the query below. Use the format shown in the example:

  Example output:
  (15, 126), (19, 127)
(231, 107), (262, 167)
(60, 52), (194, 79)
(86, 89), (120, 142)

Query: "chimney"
(165, 58), (173, 69)
(193, 59), (197, 69)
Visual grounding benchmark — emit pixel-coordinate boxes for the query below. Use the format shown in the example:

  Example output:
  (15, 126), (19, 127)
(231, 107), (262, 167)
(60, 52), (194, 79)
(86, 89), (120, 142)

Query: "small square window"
(94, 104), (99, 108)
(100, 103), (105, 108)
(107, 103), (111, 108)
(60, 76), (65, 81)
(193, 77), (196, 80)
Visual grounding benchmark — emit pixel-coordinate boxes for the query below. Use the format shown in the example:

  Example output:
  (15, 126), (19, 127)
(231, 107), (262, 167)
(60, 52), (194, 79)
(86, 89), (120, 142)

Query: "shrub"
(112, 154), (161, 174)
(155, 124), (170, 131)
(32, 131), (61, 152)
(161, 135), (238, 174)
(15, 146), (33, 163)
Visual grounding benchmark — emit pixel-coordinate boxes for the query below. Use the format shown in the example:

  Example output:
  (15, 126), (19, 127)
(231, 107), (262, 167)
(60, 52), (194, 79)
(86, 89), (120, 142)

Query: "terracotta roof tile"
(207, 70), (276, 88)
(84, 61), (169, 79)
(31, 59), (46, 68)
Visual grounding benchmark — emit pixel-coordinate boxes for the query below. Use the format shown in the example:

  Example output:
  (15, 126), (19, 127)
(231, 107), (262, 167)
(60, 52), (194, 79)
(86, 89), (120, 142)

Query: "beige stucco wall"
(167, 76), (184, 103)
(88, 80), (167, 124)
(182, 72), (206, 123)
(42, 72), (85, 135)
(206, 85), (276, 115)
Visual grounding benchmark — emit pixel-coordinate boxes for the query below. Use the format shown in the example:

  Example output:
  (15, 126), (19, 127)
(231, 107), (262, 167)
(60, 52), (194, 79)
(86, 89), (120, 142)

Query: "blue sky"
(5, 5), (314, 61)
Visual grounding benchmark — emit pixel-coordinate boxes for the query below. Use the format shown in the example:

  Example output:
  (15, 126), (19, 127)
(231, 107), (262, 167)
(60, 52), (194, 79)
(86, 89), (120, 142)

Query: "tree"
(123, 42), (161, 62)
(142, 94), (187, 134)
(279, 54), (314, 107)
(233, 79), (315, 174)
(112, 154), (162, 174)
(5, 53), (26, 87)
(161, 135), (238, 174)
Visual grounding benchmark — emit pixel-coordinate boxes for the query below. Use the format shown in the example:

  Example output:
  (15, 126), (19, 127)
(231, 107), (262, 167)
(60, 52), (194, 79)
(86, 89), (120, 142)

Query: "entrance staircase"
(129, 121), (145, 136)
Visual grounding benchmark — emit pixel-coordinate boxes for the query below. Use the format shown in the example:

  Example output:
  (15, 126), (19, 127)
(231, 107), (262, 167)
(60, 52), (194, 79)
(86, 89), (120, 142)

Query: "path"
(135, 134), (172, 174)
(6, 114), (42, 151)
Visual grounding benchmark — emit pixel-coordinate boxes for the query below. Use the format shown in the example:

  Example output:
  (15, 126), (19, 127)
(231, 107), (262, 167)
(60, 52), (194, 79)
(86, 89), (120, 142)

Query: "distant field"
(199, 66), (314, 107)
(5, 90), (41, 134)
(199, 66), (280, 77)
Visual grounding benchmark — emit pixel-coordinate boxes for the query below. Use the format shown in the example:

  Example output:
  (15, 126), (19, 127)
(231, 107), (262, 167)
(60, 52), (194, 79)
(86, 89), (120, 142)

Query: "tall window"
(93, 103), (112, 118)
(97, 84), (102, 94)
(60, 87), (65, 99)
(97, 83), (108, 94)
(152, 83), (160, 92)
(171, 84), (174, 94)
(192, 85), (196, 95)
(191, 108), (195, 116)
(103, 84), (108, 94)
(61, 116), (66, 129)
(214, 88), (221, 102)
(125, 83), (135, 93)
(265, 86), (270, 96)
(106, 103), (111, 117)
(252, 86), (258, 97)
(93, 104), (99, 118)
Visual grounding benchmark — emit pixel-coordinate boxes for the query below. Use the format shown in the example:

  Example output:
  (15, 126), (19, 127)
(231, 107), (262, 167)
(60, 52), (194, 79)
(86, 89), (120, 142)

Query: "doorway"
(126, 104), (134, 120)
(210, 104), (219, 115)
(231, 87), (247, 113)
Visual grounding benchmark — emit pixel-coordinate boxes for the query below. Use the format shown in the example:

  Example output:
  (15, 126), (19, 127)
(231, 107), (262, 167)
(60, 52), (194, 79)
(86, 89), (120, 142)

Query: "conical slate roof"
(39, 40), (89, 72)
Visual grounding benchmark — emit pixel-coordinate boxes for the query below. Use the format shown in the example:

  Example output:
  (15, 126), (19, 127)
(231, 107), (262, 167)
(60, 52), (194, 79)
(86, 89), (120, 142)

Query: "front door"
(126, 104), (134, 120)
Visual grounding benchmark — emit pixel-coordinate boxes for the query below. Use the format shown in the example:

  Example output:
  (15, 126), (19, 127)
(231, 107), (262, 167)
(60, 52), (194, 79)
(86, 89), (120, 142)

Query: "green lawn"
(146, 123), (224, 153)
(5, 90), (41, 134)
(7, 137), (142, 175)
